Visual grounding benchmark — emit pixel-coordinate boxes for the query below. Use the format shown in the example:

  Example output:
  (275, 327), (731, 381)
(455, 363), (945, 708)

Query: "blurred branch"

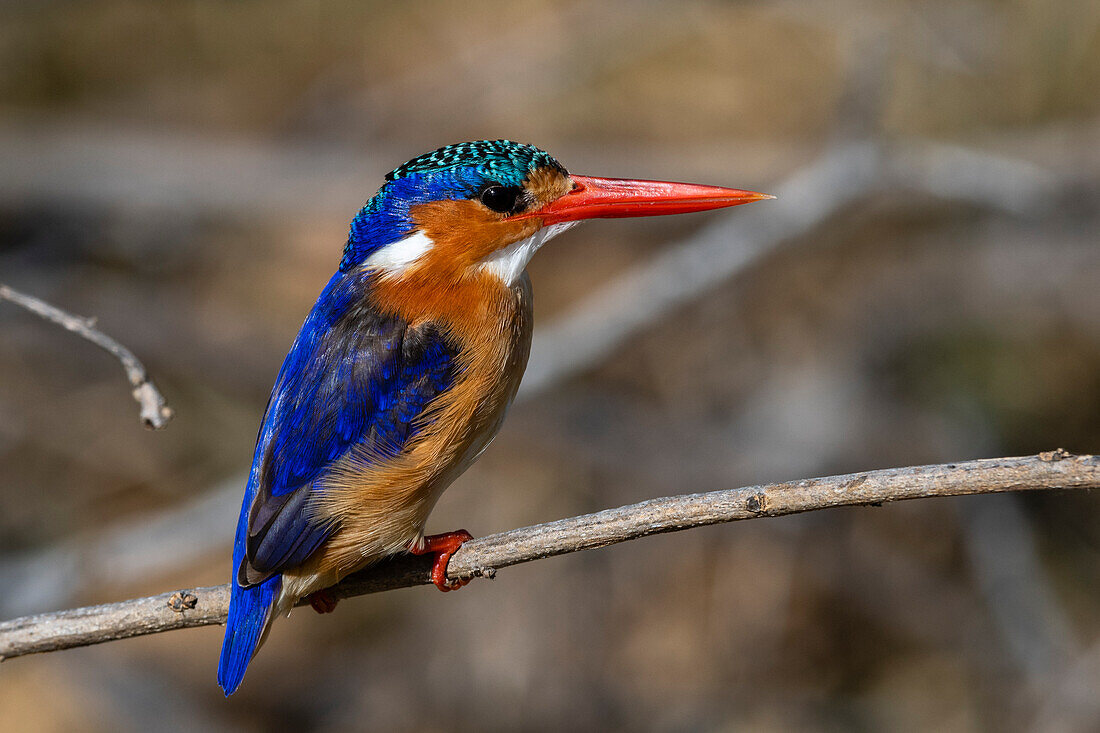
(520, 135), (1057, 397)
(1, 452), (1096, 661)
(0, 283), (173, 430)
(520, 141), (878, 397)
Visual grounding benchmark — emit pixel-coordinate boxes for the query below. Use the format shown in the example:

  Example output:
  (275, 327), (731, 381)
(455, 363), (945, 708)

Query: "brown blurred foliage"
(2, 1), (1099, 731)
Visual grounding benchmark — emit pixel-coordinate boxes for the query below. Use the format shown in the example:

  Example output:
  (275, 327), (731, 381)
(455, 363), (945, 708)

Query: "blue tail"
(218, 574), (280, 695)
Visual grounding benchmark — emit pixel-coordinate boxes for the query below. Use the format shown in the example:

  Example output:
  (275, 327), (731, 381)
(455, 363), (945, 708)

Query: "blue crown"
(386, 140), (565, 187)
(340, 141), (566, 271)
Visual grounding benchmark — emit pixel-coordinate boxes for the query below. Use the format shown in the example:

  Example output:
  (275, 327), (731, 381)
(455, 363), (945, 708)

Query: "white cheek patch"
(480, 222), (579, 286)
(363, 230), (435, 275)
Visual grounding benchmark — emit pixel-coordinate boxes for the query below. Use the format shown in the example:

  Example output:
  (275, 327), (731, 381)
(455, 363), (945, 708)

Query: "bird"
(217, 139), (771, 695)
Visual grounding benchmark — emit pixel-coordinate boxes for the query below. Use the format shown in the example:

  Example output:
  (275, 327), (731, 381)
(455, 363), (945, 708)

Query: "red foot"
(308, 589), (338, 614)
(409, 529), (473, 592)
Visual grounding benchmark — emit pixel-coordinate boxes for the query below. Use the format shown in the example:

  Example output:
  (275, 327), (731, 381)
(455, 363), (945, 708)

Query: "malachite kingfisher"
(217, 140), (772, 695)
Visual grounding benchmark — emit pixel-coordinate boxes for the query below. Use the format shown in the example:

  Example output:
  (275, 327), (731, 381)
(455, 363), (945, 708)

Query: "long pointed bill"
(519, 175), (774, 225)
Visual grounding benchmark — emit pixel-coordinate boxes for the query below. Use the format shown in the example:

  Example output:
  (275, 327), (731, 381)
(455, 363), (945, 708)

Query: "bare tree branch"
(0, 283), (174, 430)
(0, 452), (1094, 661)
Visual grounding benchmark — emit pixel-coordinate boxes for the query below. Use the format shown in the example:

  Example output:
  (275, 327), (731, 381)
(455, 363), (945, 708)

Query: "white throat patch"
(363, 230), (434, 275)
(479, 222), (578, 286)
(362, 222), (578, 284)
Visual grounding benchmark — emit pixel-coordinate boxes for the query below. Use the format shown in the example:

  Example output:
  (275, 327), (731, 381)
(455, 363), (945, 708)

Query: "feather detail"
(299, 269), (533, 584)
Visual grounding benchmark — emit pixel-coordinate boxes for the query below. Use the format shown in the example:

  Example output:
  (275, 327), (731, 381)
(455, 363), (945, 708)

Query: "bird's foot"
(409, 529), (473, 592)
(308, 589), (338, 614)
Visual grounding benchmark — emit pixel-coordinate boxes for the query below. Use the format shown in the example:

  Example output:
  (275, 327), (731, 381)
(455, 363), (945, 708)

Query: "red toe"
(409, 529), (473, 592)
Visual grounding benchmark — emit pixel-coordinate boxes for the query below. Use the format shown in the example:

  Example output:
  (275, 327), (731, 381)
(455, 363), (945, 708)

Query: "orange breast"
(282, 270), (534, 595)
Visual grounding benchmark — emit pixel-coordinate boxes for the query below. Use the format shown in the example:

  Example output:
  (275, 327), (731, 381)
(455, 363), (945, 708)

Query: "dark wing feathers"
(238, 272), (457, 586)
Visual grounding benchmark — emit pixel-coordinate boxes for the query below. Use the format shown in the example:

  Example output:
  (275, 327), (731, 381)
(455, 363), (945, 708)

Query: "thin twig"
(0, 452), (1094, 661)
(0, 283), (173, 430)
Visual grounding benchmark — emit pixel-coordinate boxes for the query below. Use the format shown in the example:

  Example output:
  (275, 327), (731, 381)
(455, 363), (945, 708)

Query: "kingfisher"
(217, 140), (771, 695)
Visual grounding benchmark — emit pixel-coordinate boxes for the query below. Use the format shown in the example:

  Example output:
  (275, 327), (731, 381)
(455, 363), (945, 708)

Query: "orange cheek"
(409, 199), (540, 272)
(366, 200), (539, 327)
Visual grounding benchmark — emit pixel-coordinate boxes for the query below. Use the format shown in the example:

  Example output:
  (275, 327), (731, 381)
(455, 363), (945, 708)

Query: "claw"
(308, 589), (338, 614)
(409, 529), (473, 592)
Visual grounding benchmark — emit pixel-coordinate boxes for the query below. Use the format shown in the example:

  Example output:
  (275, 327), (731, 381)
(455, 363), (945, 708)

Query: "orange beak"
(518, 175), (774, 225)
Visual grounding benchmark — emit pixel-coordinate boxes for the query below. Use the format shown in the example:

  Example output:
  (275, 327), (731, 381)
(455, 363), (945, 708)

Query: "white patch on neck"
(363, 230), (434, 275)
(480, 222), (578, 286)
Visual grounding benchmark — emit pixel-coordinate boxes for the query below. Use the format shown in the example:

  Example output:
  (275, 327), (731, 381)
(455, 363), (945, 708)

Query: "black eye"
(480, 185), (524, 214)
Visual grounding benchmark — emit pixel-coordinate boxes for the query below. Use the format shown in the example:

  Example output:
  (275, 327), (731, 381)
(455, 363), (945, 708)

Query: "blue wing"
(219, 269), (456, 695)
(241, 269), (457, 583)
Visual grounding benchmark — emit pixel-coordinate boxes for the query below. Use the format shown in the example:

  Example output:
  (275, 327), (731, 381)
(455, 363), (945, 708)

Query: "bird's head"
(341, 140), (771, 287)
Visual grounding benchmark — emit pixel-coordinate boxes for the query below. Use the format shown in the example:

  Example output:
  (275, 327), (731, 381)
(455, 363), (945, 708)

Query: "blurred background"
(2, 0), (1099, 730)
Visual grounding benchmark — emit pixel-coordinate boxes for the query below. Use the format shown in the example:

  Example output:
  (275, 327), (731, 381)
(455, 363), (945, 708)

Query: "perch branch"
(0, 283), (173, 429)
(1, 452), (1096, 661)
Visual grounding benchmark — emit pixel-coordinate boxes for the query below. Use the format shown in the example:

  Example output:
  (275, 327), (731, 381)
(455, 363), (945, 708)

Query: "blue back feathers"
(242, 269), (458, 584)
(340, 140), (566, 271)
(219, 270), (458, 695)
